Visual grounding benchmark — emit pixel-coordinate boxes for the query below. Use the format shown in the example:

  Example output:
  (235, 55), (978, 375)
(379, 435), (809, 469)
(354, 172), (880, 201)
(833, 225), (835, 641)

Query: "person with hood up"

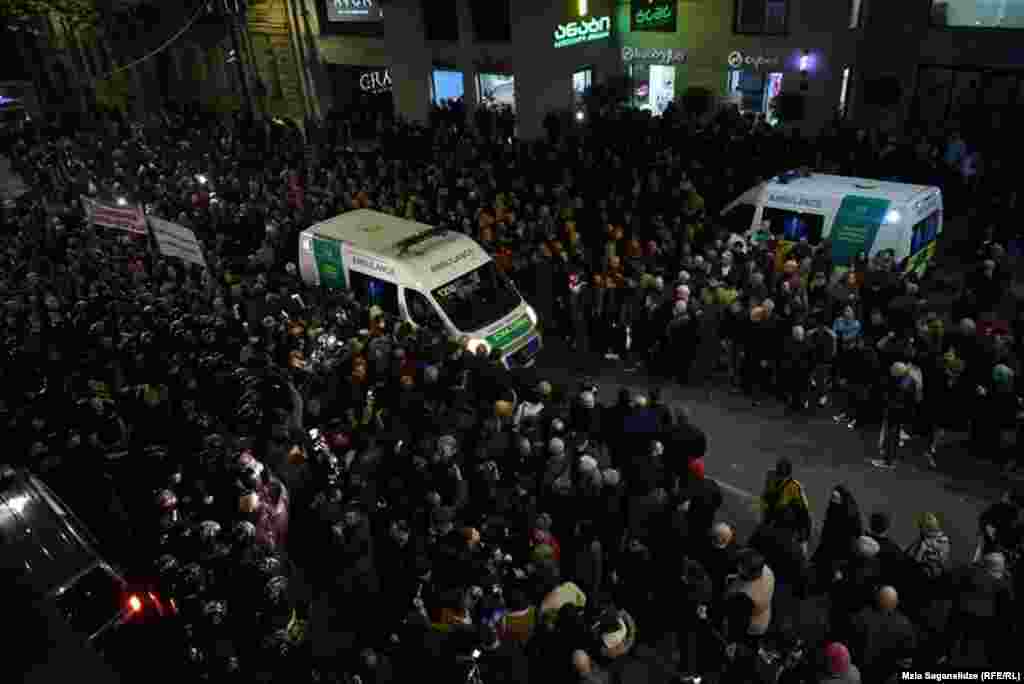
(830, 535), (882, 637)
(813, 485), (863, 588)
(818, 641), (861, 684)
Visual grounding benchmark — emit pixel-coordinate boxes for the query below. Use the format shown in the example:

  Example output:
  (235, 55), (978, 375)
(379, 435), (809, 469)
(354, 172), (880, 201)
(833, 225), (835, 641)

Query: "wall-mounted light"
(575, 109), (586, 121)
(578, 0), (588, 16)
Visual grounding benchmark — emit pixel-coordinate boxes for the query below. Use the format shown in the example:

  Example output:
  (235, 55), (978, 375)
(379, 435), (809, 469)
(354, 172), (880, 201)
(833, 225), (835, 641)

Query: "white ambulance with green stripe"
(721, 171), (943, 276)
(298, 210), (542, 367)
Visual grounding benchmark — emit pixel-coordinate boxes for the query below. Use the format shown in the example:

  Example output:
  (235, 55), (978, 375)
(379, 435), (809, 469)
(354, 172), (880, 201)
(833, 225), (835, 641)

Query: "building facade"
(295, 0), (859, 137)
(855, 0), (1024, 137)
(25, 0), (1024, 142)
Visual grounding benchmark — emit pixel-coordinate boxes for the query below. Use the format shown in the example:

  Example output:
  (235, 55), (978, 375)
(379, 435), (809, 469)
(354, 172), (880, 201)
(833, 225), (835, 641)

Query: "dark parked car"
(0, 467), (173, 675)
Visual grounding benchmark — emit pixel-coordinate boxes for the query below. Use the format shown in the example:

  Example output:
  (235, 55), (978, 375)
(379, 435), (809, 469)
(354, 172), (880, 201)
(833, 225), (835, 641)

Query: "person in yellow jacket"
(760, 457), (813, 553)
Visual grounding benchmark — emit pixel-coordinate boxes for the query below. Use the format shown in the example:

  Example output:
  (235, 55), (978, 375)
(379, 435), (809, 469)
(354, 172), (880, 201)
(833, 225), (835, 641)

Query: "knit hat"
(579, 455), (598, 474)
(919, 512), (941, 532)
(688, 458), (705, 480)
(824, 642), (851, 675)
(993, 364), (1014, 386)
(854, 535), (880, 558)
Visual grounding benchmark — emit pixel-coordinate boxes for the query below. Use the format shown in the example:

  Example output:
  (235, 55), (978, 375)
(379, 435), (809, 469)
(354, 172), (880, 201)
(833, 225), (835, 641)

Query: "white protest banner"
(148, 216), (207, 268)
(81, 196), (147, 235)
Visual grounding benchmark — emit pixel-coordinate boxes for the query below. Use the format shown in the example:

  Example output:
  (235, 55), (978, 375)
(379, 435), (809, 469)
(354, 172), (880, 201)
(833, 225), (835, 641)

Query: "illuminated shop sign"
(327, 0), (383, 23)
(728, 51), (780, 70)
(622, 46), (687, 64)
(359, 68), (392, 93)
(631, 2), (677, 32)
(554, 16), (611, 48)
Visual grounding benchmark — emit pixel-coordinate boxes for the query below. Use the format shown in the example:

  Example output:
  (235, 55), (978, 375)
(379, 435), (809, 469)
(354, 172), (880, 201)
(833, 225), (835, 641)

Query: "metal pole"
(225, 0), (254, 120)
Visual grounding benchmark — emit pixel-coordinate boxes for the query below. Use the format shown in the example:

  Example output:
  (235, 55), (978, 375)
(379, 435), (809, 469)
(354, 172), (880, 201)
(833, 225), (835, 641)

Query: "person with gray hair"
(946, 550), (1014, 667)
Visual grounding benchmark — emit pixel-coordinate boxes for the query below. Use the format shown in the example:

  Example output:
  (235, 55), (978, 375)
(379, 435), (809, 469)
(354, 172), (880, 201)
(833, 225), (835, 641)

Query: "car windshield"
(54, 564), (124, 639)
(431, 261), (521, 333)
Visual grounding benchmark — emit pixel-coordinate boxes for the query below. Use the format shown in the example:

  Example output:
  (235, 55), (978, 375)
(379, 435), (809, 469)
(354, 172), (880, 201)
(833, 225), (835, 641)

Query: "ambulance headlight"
(466, 338), (491, 356)
(525, 305), (538, 327)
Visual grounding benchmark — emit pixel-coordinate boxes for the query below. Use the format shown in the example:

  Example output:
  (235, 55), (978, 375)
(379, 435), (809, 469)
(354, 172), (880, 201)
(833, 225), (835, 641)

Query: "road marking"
(712, 476), (756, 500)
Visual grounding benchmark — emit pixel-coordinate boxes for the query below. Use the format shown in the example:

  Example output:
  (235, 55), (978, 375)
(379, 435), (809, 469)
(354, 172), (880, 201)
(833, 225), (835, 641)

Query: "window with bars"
(734, 0), (788, 34)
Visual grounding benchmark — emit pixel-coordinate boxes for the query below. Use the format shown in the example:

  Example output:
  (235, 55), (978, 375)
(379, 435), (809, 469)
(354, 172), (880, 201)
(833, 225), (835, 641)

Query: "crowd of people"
(1, 99), (1023, 684)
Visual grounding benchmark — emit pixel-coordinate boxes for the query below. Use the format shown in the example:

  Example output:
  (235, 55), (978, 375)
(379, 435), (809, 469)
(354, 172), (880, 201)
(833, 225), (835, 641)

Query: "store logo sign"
(622, 47), (687, 64)
(635, 5), (674, 28)
(359, 69), (392, 93)
(554, 16), (611, 48)
(728, 51), (780, 69)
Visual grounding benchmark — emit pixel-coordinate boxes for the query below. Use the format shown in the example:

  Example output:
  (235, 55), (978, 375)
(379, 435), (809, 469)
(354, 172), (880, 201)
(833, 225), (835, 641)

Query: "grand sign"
(554, 15), (611, 48)
(631, 2), (677, 32)
(327, 0), (383, 23)
(359, 68), (392, 94)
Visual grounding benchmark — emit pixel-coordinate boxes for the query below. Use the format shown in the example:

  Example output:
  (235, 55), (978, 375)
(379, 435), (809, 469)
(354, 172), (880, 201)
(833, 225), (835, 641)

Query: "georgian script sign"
(554, 15), (611, 48)
(631, 2), (677, 32)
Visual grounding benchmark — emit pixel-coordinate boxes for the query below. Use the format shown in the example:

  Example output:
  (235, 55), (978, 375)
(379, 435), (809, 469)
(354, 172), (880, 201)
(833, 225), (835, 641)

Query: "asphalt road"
(530, 336), (1001, 564)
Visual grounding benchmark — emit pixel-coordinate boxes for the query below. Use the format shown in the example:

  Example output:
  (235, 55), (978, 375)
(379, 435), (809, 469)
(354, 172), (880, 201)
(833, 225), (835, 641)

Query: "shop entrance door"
(728, 70), (784, 116)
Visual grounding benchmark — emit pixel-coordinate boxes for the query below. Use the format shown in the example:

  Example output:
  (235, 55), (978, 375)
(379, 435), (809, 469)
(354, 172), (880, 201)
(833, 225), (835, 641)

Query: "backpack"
(910, 535), (948, 579)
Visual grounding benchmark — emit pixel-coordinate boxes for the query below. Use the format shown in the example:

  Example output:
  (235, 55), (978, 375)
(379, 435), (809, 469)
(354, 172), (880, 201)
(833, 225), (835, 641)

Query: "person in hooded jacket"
(813, 485), (864, 589)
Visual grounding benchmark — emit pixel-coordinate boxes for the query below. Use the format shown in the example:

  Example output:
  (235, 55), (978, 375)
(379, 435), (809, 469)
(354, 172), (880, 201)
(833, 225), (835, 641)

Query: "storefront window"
(478, 73), (515, 111)
(573, 68), (592, 102)
(727, 70), (783, 118)
(432, 69), (465, 105)
(629, 64), (675, 114)
(931, 0), (1024, 28)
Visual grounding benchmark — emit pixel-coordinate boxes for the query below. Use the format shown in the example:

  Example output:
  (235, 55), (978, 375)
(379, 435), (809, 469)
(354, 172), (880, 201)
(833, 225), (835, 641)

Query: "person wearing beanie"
(849, 586), (916, 682)
(819, 641), (861, 683)
(680, 456), (722, 548)
(905, 512), (951, 585)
